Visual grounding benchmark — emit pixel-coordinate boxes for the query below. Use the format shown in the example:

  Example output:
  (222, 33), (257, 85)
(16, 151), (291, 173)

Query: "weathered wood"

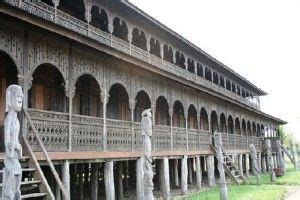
(174, 159), (179, 187)
(161, 158), (170, 200)
(136, 158), (144, 200)
(245, 154), (250, 177)
(91, 163), (99, 200)
(195, 156), (202, 190)
(238, 154), (243, 175)
(181, 156), (188, 195)
(265, 139), (276, 182)
(257, 153), (262, 173)
(117, 162), (124, 200)
(105, 161), (115, 200)
(207, 155), (215, 187)
(281, 145), (295, 167)
(188, 158), (193, 184)
(262, 154), (267, 173)
(276, 140), (284, 172)
(249, 144), (260, 185)
(62, 160), (70, 200)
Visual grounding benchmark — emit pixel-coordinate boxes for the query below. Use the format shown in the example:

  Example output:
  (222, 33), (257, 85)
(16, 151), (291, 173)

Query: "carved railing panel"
(106, 119), (132, 151)
(153, 125), (171, 152)
(71, 115), (104, 151)
(4, 0), (261, 110)
(172, 127), (186, 151)
(26, 109), (69, 152)
(187, 129), (200, 150)
(133, 122), (143, 151)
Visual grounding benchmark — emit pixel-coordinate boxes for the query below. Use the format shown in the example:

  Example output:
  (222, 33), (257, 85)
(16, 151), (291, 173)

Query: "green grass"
(184, 162), (300, 200)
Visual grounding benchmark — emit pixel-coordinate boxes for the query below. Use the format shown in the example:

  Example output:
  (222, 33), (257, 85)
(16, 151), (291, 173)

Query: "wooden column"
(161, 158), (170, 200)
(169, 109), (173, 151)
(130, 99), (135, 151)
(136, 158), (144, 200)
(105, 161), (115, 200)
(195, 156), (202, 190)
(102, 89), (108, 151)
(91, 163), (99, 200)
(62, 160), (70, 200)
(207, 155), (215, 187)
(181, 156), (188, 195)
(245, 154), (250, 177)
(238, 154), (243, 175)
(55, 177), (61, 200)
(262, 154), (267, 173)
(257, 153), (262, 173)
(188, 158), (193, 184)
(265, 139), (276, 182)
(79, 164), (84, 200)
(174, 159), (179, 187)
(117, 162), (124, 200)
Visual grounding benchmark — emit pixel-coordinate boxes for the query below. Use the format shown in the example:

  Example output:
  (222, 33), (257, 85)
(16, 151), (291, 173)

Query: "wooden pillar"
(207, 155), (215, 187)
(238, 154), (243, 175)
(257, 153), (262, 173)
(79, 164), (84, 200)
(169, 109), (173, 151)
(136, 158), (144, 200)
(262, 154), (267, 173)
(174, 159), (179, 187)
(55, 177), (61, 200)
(117, 162), (124, 200)
(265, 139), (276, 182)
(273, 155), (278, 168)
(91, 163), (99, 200)
(245, 154), (250, 177)
(105, 161), (115, 200)
(62, 160), (70, 200)
(195, 156), (202, 190)
(102, 89), (108, 151)
(188, 158), (193, 184)
(161, 158), (170, 200)
(181, 156), (188, 195)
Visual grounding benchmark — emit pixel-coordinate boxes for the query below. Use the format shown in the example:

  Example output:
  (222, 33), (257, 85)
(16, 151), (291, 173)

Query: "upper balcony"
(3, 0), (261, 110)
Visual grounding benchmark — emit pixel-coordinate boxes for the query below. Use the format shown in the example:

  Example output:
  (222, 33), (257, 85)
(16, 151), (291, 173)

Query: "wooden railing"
(3, 0), (260, 110)
(24, 109), (69, 200)
(25, 109), (263, 153)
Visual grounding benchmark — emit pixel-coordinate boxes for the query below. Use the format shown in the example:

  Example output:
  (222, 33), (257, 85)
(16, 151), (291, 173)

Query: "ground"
(178, 162), (300, 200)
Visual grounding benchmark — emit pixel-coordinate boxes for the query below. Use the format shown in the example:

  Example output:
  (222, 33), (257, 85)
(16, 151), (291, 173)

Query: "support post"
(207, 155), (215, 187)
(262, 154), (267, 173)
(91, 163), (99, 200)
(117, 162), (124, 200)
(257, 153), (262, 173)
(174, 159), (179, 187)
(62, 160), (70, 200)
(181, 156), (188, 195)
(276, 140), (284, 173)
(161, 158), (170, 200)
(245, 154), (250, 177)
(195, 156), (202, 190)
(249, 144), (261, 185)
(265, 139), (276, 182)
(136, 158), (144, 200)
(105, 161), (115, 200)
(238, 154), (243, 175)
(188, 158), (193, 184)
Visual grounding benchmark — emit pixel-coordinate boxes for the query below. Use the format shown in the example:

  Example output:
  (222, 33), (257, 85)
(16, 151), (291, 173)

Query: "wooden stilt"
(105, 161), (115, 200)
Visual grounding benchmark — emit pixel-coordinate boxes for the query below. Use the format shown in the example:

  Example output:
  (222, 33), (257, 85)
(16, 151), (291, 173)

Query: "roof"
(121, 0), (267, 96)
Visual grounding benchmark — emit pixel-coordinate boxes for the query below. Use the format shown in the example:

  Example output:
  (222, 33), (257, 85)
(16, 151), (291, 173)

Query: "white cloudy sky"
(129, 0), (300, 141)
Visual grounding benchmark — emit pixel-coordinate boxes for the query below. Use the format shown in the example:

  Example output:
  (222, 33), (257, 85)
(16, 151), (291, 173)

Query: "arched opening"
(213, 72), (219, 85)
(187, 105), (197, 129)
(175, 51), (185, 69)
(150, 38), (161, 58)
(242, 119), (246, 136)
(29, 64), (66, 112)
(90, 6), (109, 32)
(247, 121), (252, 136)
(112, 17), (128, 41)
(163, 45), (173, 63)
(210, 111), (219, 133)
(220, 113), (227, 132)
(173, 101), (185, 128)
(107, 83), (130, 120)
(235, 118), (241, 135)
(237, 85), (241, 96)
(134, 91), (151, 122)
(0, 52), (18, 152)
(155, 96), (170, 126)
(187, 58), (195, 73)
(226, 79), (231, 91)
(57, 0), (86, 22)
(73, 75), (102, 117)
(232, 83), (236, 93)
(197, 63), (203, 77)
(200, 108), (209, 131)
(220, 76), (225, 88)
(205, 68), (212, 81)
(252, 122), (257, 137)
(228, 115), (234, 134)
(131, 28), (147, 51)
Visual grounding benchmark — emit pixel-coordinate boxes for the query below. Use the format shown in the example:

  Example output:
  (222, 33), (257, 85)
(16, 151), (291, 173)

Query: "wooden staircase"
(211, 145), (247, 185)
(0, 156), (47, 199)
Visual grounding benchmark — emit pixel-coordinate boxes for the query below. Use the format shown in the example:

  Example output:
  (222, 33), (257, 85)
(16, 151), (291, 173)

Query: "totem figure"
(249, 144), (261, 185)
(141, 109), (154, 200)
(276, 140), (285, 172)
(2, 85), (23, 200)
(265, 139), (276, 182)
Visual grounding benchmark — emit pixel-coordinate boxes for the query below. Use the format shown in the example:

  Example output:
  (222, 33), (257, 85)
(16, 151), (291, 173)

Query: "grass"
(183, 162), (300, 200)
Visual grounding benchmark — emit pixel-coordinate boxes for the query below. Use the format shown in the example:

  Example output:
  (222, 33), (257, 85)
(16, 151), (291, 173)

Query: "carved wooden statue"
(265, 139), (276, 182)
(141, 109), (154, 200)
(2, 85), (23, 200)
(213, 132), (227, 200)
(249, 144), (261, 185)
(276, 140), (285, 172)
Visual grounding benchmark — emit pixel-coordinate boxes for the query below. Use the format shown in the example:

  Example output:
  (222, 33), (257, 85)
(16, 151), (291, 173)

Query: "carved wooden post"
(276, 140), (284, 172)
(206, 155), (215, 187)
(188, 158), (193, 184)
(169, 108), (173, 151)
(245, 154), (250, 177)
(238, 154), (243, 175)
(265, 139), (276, 182)
(161, 158), (170, 200)
(262, 154), (267, 173)
(105, 161), (115, 200)
(214, 132), (228, 200)
(195, 156), (202, 190)
(62, 160), (70, 200)
(290, 140), (299, 170)
(130, 98), (135, 151)
(117, 162), (124, 200)
(136, 158), (144, 200)
(181, 156), (188, 195)
(91, 163), (99, 200)
(249, 144), (261, 185)
(174, 159), (179, 187)
(101, 89), (108, 151)
(257, 152), (262, 173)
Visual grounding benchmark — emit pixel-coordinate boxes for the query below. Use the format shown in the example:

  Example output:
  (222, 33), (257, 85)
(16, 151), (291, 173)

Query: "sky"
(129, 0), (300, 141)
